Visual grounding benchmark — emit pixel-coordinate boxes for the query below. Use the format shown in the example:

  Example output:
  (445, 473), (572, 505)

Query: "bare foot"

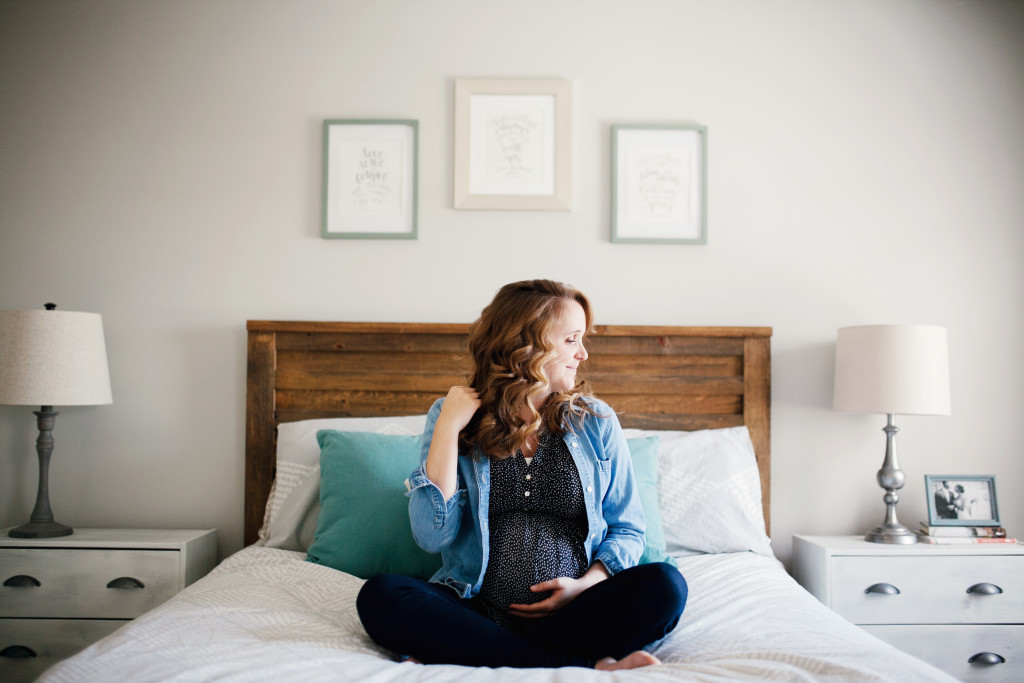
(594, 651), (661, 670)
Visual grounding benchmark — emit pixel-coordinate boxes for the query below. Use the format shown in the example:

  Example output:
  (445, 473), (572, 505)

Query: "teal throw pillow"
(306, 430), (443, 581)
(627, 436), (678, 567)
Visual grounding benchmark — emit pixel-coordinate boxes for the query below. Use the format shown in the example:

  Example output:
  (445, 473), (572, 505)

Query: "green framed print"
(322, 119), (418, 239)
(611, 124), (707, 244)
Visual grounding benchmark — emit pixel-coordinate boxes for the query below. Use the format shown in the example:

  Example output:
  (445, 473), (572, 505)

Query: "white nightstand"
(792, 534), (1023, 682)
(0, 528), (217, 682)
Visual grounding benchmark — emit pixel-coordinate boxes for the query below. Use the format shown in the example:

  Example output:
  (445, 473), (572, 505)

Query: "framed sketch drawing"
(454, 78), (572, 211)
(925, 475), (1001, 527)
(322, 119), (418, 239)
(611, 124), (707, 244)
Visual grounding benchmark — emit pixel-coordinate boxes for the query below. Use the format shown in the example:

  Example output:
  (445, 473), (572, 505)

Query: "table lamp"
(833, 324), (951, 544)
(0, 304), (112, 538)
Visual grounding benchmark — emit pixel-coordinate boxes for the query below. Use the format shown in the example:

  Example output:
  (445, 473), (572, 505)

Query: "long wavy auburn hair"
(461, 279), (602, 460)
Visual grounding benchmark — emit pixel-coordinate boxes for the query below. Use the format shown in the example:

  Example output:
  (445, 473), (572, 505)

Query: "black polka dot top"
(478, 430), (589, 631)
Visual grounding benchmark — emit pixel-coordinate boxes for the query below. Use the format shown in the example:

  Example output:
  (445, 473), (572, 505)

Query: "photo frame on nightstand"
(925, 474), (1000, 526)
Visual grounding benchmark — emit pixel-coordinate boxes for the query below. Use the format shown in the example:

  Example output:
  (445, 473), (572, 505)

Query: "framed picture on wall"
(453, 78), (572, 211)
(322, 119), (418, 239)
(925, 474), (1001, 527)
(611, 124), (707, 244)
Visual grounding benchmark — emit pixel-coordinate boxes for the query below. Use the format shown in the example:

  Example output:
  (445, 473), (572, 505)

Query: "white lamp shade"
(0, 309), (113, 406)
(833, 324), (950, 416)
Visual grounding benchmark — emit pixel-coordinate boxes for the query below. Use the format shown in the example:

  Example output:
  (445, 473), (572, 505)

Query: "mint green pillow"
(306, 430), (443, 580)
(627, 436), (677, 567)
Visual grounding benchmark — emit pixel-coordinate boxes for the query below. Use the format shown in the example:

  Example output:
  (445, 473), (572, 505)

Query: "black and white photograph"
(926, 475), (1000, 527)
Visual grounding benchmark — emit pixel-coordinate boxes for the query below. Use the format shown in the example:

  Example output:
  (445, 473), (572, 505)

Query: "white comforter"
(42, 547), (953, 682)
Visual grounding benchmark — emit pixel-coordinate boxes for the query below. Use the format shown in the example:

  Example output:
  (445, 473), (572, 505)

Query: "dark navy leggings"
(356, 562), (687, 669)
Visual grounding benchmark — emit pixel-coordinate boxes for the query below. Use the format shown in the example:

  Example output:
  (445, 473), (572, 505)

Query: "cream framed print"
(322, 119), (418, 239)
(611, 124), (707, 244)
(453, 78), (571, 211)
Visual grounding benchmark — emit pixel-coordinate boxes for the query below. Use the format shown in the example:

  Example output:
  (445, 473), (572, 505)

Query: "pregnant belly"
(481, 511), (587, 611)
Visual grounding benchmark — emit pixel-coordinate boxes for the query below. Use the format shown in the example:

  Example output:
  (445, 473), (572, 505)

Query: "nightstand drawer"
(863, 624), (1022, 683)
(1, 548), (180, 618)
(0, 618), (124, 683)
(831, 555), (1024, 624)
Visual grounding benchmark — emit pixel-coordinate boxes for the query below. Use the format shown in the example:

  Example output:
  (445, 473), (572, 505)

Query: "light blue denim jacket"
(406, 396), (646, 598)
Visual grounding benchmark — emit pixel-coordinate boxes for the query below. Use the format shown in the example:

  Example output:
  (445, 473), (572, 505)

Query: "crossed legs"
(356, 562), (687, 669)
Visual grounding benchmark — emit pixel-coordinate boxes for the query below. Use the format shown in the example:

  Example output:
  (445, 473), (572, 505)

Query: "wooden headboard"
(244, 322), (772, 546)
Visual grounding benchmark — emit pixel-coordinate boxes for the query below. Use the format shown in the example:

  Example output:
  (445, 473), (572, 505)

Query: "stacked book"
(917, 523), (1016, 544)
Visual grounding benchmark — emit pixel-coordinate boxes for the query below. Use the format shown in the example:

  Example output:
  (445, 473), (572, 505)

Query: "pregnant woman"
(357, 279), (687, 670)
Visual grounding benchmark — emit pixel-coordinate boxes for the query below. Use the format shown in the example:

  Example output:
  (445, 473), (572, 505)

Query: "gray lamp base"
(8, 406), (75, 539)
(8, 520), (73, 538)
(865, 524), (918, 544)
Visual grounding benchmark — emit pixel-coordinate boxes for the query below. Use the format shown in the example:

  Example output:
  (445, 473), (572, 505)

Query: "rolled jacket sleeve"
(406, 399), (467, 554)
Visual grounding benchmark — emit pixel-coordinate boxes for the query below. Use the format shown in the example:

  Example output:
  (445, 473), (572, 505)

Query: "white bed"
(42, 546), (952, 682)
(40, 322), (953, 681)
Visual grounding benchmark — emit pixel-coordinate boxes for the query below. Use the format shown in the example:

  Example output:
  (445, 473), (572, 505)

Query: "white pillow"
(622, 426), (772, 557)
(257, 414), (427, 551)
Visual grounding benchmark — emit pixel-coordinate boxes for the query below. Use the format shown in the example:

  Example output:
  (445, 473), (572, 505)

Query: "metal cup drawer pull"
(3, 574), (41, 587)
(864, 583), (900, 595)
(968, 652), (1006, 666)
(0, 645), (38, 659)
(106, 576), (146, 589)
(966, 582), (1003, 595)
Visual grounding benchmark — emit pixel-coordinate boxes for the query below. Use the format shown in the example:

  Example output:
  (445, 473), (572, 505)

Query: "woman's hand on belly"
(507, 562), (610, 619)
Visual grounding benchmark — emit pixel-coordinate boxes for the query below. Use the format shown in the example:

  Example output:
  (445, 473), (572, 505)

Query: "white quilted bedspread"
(41, 547), (954, 682)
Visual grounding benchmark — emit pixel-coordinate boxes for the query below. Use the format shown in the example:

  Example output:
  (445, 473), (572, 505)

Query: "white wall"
(1, 0), (1022, 566)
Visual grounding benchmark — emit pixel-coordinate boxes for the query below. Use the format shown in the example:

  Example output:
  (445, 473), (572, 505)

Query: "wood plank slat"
(247, 321), (471, 335)
(616, 414), (744, 431)
(276, 370), (469, 393)
(586, 336), (744, 356)
(591, 325), (772, 338)
(586, 375), (743, 395)
(276, 389), (446, 415)
(743, 336), (772, 532)
(599, 393), (743, 416)
(274, 331), (470, 354)
(244, 331), (277, 547)
(277, 408), (427, 422)
(584, 355), (741, 377)
(277, 350), (472, 377)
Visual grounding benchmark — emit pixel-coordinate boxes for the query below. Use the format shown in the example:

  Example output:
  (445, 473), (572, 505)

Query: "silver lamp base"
(865, 523), (918, 544)
(864, 414), (918, 545)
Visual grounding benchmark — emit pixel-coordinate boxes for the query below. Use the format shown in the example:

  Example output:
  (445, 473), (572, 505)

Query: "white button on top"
(525, 474), (531, 480)
(571, 442), (578, 448)
(524, 491), (531, 497)
(587, 486), (593, 493)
